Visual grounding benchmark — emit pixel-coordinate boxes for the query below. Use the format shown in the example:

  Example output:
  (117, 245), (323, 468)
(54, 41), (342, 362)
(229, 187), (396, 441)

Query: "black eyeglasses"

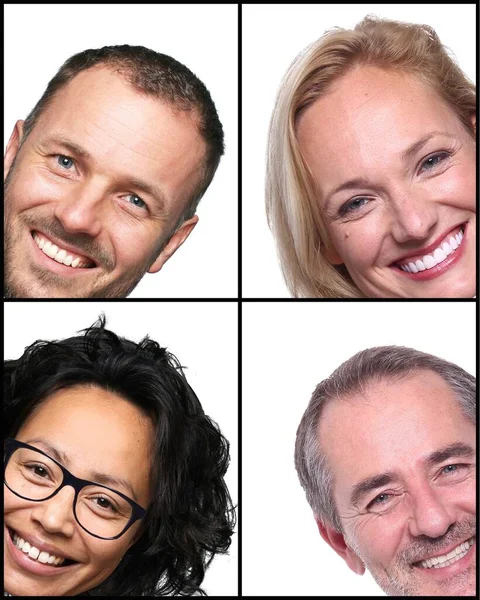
(4, 438), (147, 540)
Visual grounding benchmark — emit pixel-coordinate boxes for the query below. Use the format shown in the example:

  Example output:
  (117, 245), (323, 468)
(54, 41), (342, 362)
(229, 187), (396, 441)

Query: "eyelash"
(338, 150), (453, 217)
(366, 463), (469, 510)
(52, 154), (148, 211)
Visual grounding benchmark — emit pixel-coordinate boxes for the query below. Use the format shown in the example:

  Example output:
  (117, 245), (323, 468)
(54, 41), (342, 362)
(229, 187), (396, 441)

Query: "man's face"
(4, 66), (206, 297)
(4, 384), (154, 596)
(319, 371), (476, 595)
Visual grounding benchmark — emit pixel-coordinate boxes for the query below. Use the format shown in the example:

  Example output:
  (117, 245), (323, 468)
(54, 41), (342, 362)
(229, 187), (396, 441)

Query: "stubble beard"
(3, 174), (156, 298)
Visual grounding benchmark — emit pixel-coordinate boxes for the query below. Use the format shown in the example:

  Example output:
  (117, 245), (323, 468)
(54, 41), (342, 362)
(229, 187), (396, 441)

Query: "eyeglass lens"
(5, 446), (133, 538)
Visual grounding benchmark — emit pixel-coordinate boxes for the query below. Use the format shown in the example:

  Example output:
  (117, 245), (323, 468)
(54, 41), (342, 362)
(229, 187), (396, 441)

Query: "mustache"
(399, 518), (476, 564)
(21, 215), (114, 270)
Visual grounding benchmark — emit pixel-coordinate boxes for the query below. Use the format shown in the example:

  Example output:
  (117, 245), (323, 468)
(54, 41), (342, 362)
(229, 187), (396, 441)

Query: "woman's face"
(4, 384), (154, 596)
(297, 66), (476, 298)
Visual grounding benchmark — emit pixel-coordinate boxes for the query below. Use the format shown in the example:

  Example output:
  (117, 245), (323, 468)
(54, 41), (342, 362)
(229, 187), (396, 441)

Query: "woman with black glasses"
(4, 316), (235, 596)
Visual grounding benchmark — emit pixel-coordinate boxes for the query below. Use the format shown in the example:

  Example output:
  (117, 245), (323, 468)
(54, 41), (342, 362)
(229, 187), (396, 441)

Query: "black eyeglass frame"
(4, 438), (147, 540)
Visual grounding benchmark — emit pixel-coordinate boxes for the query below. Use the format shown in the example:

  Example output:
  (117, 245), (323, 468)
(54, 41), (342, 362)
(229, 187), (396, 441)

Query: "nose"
(53, 181), (106, 238)
(30, 487), (76, 537)
(389, 189), (438, 244)
(407, 485), (456, 539)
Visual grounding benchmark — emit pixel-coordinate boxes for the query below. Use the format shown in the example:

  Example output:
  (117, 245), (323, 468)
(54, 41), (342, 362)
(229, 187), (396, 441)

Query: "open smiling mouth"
(7, 526), (78, 568)
(32, 231), (96, 269)
(412, 535), (475, 570)
(393, 224), (465, 274)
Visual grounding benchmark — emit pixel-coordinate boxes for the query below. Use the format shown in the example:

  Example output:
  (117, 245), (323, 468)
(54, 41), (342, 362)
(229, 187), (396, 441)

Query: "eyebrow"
(27, 437), (138, 501)
(39, 134), (169, 211)
(349, 442), (475, 508)
(325, 131), (458, 207)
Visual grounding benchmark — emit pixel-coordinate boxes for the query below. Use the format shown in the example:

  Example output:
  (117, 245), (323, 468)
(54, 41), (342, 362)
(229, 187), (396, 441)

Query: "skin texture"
(317, 371), (476, 596)
(4, 385), (155, 596)
(4, 66), (207, 298)
(297, 66), (476, 298)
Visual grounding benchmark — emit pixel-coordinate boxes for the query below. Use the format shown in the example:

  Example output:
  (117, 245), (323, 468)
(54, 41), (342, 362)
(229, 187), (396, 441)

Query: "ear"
(315, 517), (365, 575)
(470, 113), (476, 133)
(4, 120), (24, 181)
(148, 215), (198, 274)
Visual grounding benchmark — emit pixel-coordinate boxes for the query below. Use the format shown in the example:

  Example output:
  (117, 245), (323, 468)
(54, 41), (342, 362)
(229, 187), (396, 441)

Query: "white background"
(242, 301), (476, 595)
(242, 4), (477, 297)
(4, 4), (238, 298)
(4, 301), (238, 596)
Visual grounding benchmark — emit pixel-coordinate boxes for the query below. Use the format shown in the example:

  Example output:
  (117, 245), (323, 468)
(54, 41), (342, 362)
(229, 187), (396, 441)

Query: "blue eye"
(127, 194), (147, 209)
(56, 155), (74, 169)
(339, 196), (370, 216)
(419, 152), (450, 173)
(369, 492), (391, 507)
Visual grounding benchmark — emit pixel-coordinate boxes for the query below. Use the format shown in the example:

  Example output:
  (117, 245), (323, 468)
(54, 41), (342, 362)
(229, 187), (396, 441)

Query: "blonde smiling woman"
(266, 16), (476, 298)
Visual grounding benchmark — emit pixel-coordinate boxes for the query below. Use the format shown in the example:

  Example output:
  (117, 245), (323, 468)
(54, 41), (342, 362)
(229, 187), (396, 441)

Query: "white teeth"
(408, 262), (418, 273)
(433, 248), (447, 263)
(54, 249), (67, 264)
(33, 233), (91, 268)
(449, 235), (458, 250)
(423, 254), (437, 269)
(418, 537), (474, 569)
(442, 241), (453, 256)
(12, 531), (66, 567)
(415, 259), (426, 272)
(398, 227), (464, 273)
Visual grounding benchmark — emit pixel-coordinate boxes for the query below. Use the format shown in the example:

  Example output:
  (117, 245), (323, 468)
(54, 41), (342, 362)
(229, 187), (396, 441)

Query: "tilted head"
(4, 316), (235, 596)
(295, 346), (476, 595)
(4, 45), (224, 298)
(266, 16), (476, 298)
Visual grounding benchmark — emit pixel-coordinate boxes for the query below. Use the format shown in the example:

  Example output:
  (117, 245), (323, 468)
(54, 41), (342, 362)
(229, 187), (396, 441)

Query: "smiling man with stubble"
(4, 44), (224, 298)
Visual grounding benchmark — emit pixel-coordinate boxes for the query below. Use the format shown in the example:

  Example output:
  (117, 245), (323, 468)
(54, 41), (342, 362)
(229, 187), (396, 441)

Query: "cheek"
(435, 162), (476, 212)
(8, 162), (64, 212)
(330, 218), (385, 269)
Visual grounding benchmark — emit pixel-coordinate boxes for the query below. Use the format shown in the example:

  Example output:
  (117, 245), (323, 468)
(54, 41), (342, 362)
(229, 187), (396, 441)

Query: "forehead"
(31, 66), (206, 209)
(296, 66), (465, 187)
(318, 370), (475, 503)
(17, 385), (154, 500)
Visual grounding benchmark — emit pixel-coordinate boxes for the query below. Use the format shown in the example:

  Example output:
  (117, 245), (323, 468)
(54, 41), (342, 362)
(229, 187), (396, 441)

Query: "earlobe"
(148, 215), (198, 274)
(4, 120), (24, 181)
(315, 517), (365, 575)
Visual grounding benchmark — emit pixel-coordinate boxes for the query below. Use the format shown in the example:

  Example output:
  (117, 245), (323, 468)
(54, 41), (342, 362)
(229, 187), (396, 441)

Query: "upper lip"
(8, 526), (77, 562)
(412, 535), (474, 564)
(391, 223), (465, 266)
(32, 229), (97, 267)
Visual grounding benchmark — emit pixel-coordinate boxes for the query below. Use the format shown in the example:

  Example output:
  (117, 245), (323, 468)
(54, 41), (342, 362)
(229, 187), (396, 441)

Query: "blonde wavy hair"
(266, 15), (476, 298)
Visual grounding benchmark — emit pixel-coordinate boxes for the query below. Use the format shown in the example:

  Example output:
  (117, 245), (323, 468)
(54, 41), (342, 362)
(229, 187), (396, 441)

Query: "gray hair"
(294, 346), (476, 532)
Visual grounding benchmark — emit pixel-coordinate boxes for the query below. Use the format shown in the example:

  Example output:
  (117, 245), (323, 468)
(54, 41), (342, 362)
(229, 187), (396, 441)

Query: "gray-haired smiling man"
(4, 44), (224, 298)
(295, 346), (476, 596)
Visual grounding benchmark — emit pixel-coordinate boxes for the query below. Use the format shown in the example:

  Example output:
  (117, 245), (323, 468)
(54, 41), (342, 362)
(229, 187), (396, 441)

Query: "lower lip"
(393, 224), (467, 281)
(30, 232), (95, 277)
(414, 538), (476, 578)
(5, 526), (78, 577)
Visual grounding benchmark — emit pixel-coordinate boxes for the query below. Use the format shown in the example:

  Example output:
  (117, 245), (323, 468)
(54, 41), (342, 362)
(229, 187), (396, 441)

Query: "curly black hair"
(4, 315), (236, 596)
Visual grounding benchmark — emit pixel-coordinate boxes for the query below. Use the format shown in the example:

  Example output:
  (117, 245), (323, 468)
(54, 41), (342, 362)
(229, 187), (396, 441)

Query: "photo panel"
(4, 301), (238, 596)
(4, 3), (238, 299)
(242, 3), (476, 299)
(242, 300), (476, 595)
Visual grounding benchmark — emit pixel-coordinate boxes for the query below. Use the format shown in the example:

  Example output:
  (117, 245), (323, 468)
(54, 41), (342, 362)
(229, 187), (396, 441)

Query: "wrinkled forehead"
(317, 371), (475, 505)
(29, 66), (207, 210)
